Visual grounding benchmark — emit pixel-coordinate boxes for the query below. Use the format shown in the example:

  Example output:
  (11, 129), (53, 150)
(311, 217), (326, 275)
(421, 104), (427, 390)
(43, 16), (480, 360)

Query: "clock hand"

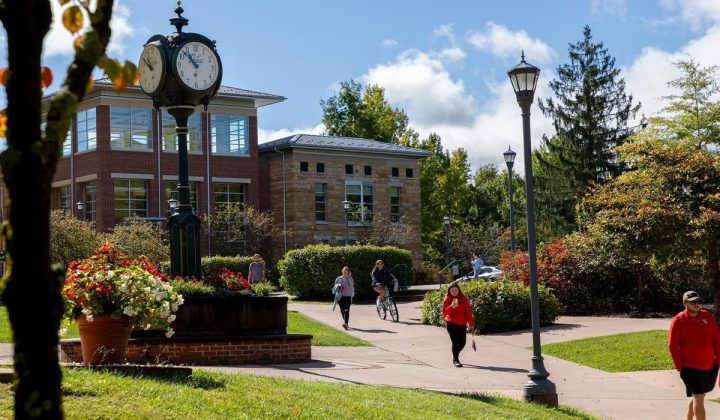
(183, 51), (199, 69)
(143, 57), (154, 71)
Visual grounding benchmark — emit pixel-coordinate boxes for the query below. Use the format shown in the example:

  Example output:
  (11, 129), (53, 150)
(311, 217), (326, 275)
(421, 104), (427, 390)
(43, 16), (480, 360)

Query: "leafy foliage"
(420, 280), (563, 334)
(160, 255), (255, 280)
(278, 244), (413, 299)
(108, 217), (169, 266)
(49, 209), (104, 267)
(535, 25), (641, 240)
(202, 203), (284, 257)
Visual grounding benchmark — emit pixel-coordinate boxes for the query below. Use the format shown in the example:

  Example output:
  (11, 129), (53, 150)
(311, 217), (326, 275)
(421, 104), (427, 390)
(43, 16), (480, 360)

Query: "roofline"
(263, 144), (432, 158)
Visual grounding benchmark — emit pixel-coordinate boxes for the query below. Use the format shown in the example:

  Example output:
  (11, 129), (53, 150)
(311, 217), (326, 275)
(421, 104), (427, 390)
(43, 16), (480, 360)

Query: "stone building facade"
(258, 135), (431, 259)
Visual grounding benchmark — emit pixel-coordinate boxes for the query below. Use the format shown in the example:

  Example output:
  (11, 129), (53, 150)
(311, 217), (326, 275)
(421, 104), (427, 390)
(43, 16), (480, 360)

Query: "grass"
(287, 311), (370, 346)
(0, 368), (596, 419)
(542, 330), (673, 372)
(0, 306), (368, 347)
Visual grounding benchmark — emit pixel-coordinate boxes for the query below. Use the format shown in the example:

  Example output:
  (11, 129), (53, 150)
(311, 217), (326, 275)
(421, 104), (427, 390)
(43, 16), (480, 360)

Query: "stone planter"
(131, 294), (288, 338)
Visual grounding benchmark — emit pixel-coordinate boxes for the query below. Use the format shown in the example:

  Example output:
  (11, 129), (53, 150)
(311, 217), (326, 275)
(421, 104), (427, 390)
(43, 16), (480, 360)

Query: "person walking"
(334, 266), (354, 330)
(442, 281), (474, 367)
(248, 254), (265, 284)
(471, 253), (484, 279)
(668, 290), (720, 420)
(371, 260), (396, 304)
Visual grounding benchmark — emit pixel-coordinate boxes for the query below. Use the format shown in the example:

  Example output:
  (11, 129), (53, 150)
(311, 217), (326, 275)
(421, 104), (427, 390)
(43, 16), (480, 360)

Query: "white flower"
(165, 329), (175, 338)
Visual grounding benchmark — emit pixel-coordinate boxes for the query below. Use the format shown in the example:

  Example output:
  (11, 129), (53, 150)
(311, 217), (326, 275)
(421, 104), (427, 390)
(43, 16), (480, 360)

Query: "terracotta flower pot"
(77, 314), (132, 365)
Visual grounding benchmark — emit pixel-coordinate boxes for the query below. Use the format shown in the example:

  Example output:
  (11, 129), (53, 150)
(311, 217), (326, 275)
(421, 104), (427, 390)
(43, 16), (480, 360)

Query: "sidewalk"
(209, 302), (720, 420)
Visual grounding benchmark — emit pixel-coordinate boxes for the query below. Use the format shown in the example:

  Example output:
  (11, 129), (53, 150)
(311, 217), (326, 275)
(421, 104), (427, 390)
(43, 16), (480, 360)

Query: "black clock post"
(138, 1), (223, 278)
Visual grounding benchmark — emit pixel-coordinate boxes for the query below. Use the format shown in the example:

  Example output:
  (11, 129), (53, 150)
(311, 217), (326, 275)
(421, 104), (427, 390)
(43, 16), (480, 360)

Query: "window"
(406, 168), (414, 178)
(300, 162), (309, 172)
(62, 128), (71, 156)
(211, 113), (248, 155)
(391, 167), (399, 178)
(57, 185), (71, 213)
(164, 181), (199, 213)
(315, 183), (326, 222)
(81, 181), (96, 223)
(345, 181), (373, 224)
(76, 108), (97, 152)
(345, 164), (353, 175)
(364, 166), (372, 176)
(390, 186), (401, 223)
(213, 183), (245, 209)
(113, 179), (148, 219)
(316, 162), (325, 173)
(163, 112), (201, 152)
(110, 106), (152, 150)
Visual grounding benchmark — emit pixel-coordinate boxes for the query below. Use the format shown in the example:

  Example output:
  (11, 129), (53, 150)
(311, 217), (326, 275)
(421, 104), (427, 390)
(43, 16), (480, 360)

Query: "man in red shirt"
(668, 291), (720, 420)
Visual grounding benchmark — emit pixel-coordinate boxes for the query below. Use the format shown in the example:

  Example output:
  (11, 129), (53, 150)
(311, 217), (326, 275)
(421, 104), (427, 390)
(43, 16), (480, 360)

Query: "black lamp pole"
(443, 216), (450, 265)
(503, 146), (517, 251)
(342, 200), (351, 246)
(507, 52), (557, 407)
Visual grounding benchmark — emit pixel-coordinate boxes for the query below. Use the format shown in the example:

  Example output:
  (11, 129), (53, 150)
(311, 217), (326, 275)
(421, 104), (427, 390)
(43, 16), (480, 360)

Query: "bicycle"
(375, 280), (399, 322)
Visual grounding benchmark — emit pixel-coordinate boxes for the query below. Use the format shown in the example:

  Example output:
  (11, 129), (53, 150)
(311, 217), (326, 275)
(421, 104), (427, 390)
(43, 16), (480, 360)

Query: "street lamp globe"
(507, 51), (540, 102)
(443, 216), (450, 226)
(76, 201), (84, 212)
(168, 198), (179, 212)
(342, 200), (351, 211)
(503, 146), (517, 251)
(342, 200), (351, 246)
(503, 146), (517, 169)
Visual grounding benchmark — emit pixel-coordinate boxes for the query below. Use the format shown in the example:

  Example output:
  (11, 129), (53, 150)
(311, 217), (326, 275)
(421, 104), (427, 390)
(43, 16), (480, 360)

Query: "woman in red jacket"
(443, 281), (475, 367)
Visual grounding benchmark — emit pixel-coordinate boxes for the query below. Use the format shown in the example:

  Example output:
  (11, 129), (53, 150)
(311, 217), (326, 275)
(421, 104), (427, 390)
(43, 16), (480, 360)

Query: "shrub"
(50, 210), (104, 266)
(108, 218), (169, 266)
(413, 261), (452, 285)
(168, 268), (277, 297)
(160, 255), (255, 279)
(278, 244), (414, 299)
(420, 279), (564, 334)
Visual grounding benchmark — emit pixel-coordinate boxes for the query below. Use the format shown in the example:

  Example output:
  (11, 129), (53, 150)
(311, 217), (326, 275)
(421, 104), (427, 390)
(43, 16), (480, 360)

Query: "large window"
(211, 114), (248, 155)
(390, 186), (401, 223)
(81, 181), (96, 223)
(62, 128), (71, 156)
(110, 106), (152, 150)
(113, 179), (148, 219)
(77, 108), (96, 152)
(163, 112), (201, 152)
(345, 181), (373, 224)
(315, 183), (326, 222)
(164, 181), (199, 213)
(213, 183), (245, 209)
(57, 185), (71, 213)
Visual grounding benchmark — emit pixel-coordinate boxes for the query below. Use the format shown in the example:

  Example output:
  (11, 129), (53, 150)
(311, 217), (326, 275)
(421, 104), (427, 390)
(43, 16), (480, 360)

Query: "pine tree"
(535, 25), (641, 239)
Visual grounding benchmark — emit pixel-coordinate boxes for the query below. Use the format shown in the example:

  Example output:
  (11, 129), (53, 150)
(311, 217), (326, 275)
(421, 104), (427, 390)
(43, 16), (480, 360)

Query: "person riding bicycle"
(371, 260), (396, 305)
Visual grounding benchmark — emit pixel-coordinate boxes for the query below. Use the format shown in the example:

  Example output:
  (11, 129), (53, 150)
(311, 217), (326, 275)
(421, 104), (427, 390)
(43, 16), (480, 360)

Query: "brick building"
(40, 79), (430, 258)
(258, 135), (431, 259)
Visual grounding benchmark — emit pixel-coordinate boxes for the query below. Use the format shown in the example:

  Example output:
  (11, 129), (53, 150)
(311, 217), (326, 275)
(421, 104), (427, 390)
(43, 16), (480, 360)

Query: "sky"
(3, 0), (720, 172)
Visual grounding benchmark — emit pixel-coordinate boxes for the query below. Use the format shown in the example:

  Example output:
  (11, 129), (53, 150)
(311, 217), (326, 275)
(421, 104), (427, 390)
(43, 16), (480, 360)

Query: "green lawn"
(542, 330), (672, 372)
(0, 306), (368, 347)
(0, 368), (596, 419)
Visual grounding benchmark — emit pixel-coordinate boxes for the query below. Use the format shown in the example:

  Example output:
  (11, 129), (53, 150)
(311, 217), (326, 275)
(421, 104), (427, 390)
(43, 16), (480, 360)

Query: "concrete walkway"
(208, 302), (720, 420)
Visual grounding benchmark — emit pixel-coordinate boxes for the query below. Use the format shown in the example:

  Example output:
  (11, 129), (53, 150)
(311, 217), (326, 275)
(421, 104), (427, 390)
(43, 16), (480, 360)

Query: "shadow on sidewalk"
(459, 364), (528, 373)
(492, 323), (583, 336)
(350, 328), (397, 334)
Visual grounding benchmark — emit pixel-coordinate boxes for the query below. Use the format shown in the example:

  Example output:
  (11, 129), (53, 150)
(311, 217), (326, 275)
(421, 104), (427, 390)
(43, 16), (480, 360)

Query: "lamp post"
(443, 216), (450, 265)
(342, 200), (351, 246)
(507, 52), (558, 407)
(167, 198), (179, 215)
(76, 201), (85, 221)
(503, 146), (517, 251)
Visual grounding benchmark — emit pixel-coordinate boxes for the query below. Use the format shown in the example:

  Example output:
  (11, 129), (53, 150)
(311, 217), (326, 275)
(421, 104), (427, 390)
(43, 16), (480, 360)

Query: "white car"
(462, 266), (504, 281)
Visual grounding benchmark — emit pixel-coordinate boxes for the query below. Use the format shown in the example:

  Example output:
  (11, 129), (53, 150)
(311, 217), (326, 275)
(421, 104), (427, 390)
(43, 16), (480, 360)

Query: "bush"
(160, 255), (255, 279)
(108, 218), (169, 265)
(420, 279), (564, 334)
(50, 210), (104, 267)
(278, 244), (414, 299)
(413, 261), (451, 285)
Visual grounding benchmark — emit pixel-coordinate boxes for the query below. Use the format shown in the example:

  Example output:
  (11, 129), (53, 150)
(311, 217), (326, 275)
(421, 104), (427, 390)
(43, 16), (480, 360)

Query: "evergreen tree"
(535, 25), (641, 239)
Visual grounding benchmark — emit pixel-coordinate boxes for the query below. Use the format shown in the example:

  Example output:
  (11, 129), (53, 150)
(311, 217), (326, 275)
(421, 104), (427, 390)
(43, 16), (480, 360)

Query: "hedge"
(278, 244), (414, 299)
(160, 255), (255, 279)
(420, 279), (564, 334)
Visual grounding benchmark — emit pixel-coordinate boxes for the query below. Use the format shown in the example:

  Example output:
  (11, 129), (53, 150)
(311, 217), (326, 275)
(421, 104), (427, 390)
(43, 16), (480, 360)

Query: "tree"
(320, 79), (411, 143)
(652, 59), (720, 148)
(202, 204), (286, 257)
(0, 1), (132, 417)
(535, 25), (641, 237)
(49, 210), (104, 267)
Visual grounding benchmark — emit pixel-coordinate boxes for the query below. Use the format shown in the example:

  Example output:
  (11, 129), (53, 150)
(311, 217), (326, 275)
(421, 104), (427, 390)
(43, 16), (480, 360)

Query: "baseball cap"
(683, 291), (701, 302)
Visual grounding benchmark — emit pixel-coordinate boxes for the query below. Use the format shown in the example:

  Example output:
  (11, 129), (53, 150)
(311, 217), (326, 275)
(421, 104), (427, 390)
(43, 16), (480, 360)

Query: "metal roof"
(258, 134), (432, 158)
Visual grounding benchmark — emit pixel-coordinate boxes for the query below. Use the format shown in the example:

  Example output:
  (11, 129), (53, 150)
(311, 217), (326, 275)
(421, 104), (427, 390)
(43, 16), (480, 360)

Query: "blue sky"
(3, 0), (720, 171)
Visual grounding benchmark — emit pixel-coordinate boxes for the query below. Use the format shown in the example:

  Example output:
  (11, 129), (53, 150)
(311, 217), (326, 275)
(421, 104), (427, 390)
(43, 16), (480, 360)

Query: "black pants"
(446, 321), (467, 362)
(339, 297), (352, 324)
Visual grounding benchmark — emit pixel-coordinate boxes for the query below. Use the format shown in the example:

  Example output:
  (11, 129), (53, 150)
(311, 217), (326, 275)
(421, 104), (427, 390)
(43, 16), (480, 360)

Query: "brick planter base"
(59, 334), (312, 365)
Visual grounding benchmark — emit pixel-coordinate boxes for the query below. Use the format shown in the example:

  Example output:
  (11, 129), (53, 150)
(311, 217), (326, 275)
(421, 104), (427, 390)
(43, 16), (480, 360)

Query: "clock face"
(175, 41), (219, 91)
(138, 43), (164, 94)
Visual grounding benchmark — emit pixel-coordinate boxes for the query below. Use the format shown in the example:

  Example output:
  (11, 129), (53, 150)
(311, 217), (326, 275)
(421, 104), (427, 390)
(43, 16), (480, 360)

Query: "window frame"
(109, 106), (153, 150)
(211, 113), (249, 155)
(314, 182), (327, 222)
(76, 107), (97, 152)
(390, 186), (401, 223)
(345, 180), (374, 225)
(162, 112), (202, 152)
(112, 179), (148, 220)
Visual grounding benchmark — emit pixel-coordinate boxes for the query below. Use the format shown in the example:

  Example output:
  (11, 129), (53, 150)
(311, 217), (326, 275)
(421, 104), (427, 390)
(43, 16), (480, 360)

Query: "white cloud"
(258, 124), (325, 143)
(43, 0), (134, 57)
(433, 24), (456, 43)
(467, 22), (555, 65)
(661, 0), (720, 31)
(381, 39), (398, 48)
(362, 49), (476, 127)
(591, 0), (628, 18)
(436, 47), (466, 63)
